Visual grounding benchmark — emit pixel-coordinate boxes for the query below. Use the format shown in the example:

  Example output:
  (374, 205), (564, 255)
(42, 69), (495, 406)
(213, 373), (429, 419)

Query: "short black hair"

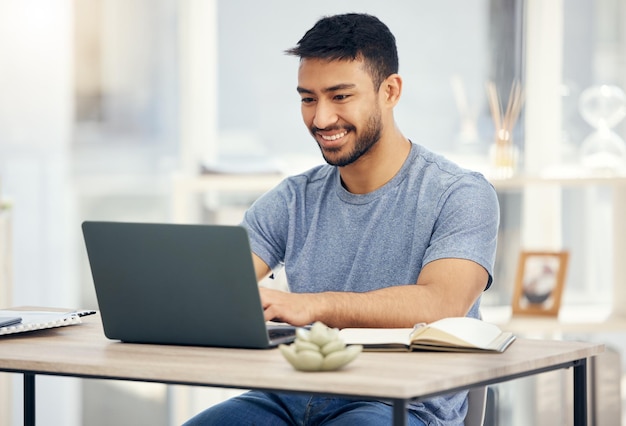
(285, 13), (399, 89)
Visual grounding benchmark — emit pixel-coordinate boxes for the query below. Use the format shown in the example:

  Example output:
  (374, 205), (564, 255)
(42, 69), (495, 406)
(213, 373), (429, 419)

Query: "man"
(185, 13), (499, 426)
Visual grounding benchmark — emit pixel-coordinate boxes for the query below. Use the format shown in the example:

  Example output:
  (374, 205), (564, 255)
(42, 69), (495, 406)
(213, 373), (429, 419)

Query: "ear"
(381, 74), (402, 107)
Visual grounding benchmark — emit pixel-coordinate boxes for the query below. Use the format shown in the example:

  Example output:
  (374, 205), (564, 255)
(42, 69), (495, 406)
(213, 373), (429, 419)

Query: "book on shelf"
(0, 309), (83, 336)
(338, 316), (516, 353)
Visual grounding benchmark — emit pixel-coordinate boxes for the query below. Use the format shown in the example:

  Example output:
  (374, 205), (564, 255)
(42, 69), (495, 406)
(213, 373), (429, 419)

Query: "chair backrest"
(464, 386), (487, 426)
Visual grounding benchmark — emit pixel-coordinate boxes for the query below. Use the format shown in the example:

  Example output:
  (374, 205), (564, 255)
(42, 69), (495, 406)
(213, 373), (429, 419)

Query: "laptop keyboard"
(268, 326), (297, 340)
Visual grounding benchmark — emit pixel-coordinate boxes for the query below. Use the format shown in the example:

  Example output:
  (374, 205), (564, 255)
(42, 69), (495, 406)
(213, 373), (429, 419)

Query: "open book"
(338, 317), (516, 353)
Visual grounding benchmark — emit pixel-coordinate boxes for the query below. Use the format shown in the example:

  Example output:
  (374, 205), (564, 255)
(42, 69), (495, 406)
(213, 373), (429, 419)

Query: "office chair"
(464, 386), (487, 426)
(464, 310), (488, 425)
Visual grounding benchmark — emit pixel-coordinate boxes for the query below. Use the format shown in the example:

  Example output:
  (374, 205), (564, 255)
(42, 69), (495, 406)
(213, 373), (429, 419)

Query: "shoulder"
(287, 163), (335, 183)
(275, 164), (336, 194)
(248, 164), (336, 212)
(409, 143), (493, 191)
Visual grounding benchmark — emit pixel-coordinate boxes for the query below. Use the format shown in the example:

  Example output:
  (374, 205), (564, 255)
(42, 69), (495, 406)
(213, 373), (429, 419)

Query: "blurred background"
(1, 0), (626, 425)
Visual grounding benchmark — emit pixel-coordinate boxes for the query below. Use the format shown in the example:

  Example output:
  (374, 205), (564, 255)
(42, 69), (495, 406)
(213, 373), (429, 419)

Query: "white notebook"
(0, 310), (82, 336)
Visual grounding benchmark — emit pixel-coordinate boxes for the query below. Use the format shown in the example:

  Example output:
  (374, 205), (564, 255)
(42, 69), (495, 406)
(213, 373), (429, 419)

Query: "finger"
(263, 305), (281, 322)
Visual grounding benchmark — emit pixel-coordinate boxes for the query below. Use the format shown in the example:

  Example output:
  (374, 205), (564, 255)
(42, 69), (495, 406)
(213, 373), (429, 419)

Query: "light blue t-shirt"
(241, 142), (500, 425)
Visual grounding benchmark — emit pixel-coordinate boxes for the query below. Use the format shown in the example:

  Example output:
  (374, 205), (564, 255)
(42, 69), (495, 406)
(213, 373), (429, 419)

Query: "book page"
(412, 317), (503, 349)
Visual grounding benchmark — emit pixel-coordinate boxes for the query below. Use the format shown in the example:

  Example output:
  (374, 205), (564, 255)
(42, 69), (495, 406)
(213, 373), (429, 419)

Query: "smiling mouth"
(319, 131), (348, 141)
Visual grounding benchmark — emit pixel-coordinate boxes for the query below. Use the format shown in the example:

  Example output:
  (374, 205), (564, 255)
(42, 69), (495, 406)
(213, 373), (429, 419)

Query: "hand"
(259, 287), (317, 327)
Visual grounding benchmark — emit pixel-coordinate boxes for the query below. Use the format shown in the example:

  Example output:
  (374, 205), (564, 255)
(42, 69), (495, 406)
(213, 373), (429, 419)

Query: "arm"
(248, 167), (498, 328)
(258, 256), (488, 328)
(252, 252), (272, 280)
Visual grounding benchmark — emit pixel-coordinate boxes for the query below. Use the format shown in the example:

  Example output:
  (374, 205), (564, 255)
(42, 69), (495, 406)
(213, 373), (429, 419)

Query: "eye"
(333, 94), (351, 101)
(300, 97), (315, 104)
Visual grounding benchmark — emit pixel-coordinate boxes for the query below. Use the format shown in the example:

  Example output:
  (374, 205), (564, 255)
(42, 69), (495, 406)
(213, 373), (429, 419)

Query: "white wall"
(0, 1), (79, 425)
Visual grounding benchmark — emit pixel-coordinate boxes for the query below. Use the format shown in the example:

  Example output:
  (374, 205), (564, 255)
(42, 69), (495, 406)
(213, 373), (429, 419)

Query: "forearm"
(260, 258), (488, 328)
(312, 258), (488, 328)
(312, 284), (476, 329)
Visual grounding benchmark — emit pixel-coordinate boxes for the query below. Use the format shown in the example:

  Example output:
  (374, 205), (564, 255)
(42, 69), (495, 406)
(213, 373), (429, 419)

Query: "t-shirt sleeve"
(240, 180), (291, 271)
(423, 173), (500, 289)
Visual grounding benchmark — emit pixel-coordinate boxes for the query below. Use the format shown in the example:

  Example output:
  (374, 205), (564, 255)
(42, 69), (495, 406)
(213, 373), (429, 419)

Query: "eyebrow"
(297, 83), (357, 94)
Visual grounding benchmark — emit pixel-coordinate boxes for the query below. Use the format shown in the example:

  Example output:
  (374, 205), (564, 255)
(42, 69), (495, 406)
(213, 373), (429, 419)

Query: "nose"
(311, 100), (338, 130)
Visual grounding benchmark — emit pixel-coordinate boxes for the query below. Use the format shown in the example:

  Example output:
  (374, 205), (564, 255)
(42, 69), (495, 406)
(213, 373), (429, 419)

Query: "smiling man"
(184, 13), (499, 426)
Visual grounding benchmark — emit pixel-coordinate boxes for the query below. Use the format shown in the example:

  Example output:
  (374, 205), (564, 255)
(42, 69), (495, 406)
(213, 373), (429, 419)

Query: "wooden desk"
(0, 314), (604, 426)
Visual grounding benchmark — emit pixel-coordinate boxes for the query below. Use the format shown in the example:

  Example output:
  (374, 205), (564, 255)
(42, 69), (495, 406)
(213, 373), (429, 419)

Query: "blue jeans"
(183, 391), (428, 425)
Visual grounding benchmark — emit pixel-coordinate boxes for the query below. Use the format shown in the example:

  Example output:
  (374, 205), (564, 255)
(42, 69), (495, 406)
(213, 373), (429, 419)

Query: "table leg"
(391, 399), (408, 426)
(573, 358), (587, 426)
(24, 373), (35, 426)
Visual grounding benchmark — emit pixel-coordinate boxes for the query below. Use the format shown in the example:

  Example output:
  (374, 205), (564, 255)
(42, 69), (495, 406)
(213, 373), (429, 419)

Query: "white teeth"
(321, 131), (347, 141)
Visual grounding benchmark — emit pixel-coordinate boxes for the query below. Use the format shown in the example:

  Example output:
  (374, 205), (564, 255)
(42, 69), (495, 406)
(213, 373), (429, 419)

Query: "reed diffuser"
(486, 80), (524, 178)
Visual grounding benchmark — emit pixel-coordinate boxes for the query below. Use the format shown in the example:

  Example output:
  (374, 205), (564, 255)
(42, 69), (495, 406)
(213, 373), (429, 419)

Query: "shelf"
(483, 305), (626, 334)
(490, 174), (626, 190)
(170, 173), (285, 223)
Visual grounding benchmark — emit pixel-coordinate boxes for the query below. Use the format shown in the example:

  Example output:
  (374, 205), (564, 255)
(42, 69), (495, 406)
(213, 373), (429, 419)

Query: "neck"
(338, 128), (411, 194)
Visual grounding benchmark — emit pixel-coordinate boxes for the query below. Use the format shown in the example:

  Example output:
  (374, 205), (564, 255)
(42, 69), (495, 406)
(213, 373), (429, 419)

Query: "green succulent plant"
(279, 321), (363, 371)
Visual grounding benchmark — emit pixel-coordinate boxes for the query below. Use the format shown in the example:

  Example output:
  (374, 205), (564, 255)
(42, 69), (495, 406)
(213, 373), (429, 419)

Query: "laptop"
(81, 221), (296, 349)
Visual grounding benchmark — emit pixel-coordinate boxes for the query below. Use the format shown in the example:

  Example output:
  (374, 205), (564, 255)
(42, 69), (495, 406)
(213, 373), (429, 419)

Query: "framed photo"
(511, 251), (569, 316)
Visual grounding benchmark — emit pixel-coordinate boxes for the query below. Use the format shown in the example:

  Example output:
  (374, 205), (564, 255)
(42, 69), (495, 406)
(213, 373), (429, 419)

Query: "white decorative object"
(486, 80), (524, 179)
(578, 84), (626, 174)
(279, 322), (362, 371)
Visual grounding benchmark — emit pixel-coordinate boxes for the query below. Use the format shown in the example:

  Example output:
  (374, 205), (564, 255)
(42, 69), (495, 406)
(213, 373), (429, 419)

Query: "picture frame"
(511, 251), (569, 316)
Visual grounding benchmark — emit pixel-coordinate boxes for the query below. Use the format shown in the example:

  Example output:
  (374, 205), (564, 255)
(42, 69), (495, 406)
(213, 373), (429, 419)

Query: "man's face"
(297, 58), (383, 167)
